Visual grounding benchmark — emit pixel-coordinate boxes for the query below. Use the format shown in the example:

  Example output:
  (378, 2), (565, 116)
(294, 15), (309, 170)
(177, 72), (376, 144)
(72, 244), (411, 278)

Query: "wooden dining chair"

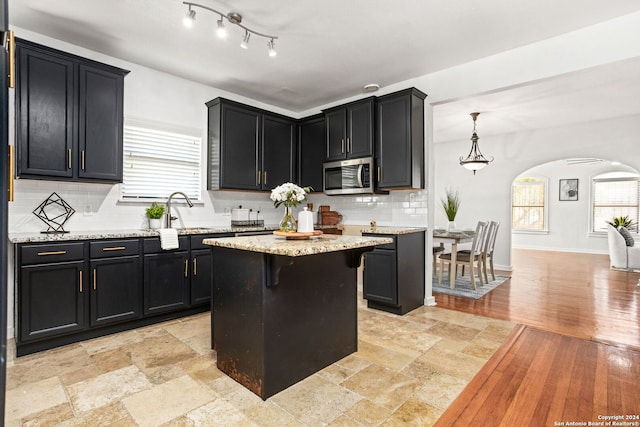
(482, 221), (500, 282)
(432, 245), (445, 276)
(438, 221), (488, 290)
(460, 220), (500, 283)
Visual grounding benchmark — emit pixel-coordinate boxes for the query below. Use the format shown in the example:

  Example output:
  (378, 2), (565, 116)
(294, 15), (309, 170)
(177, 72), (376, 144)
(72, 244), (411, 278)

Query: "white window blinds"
(122, 125), (201, 200)
(592, 176), (639, 232)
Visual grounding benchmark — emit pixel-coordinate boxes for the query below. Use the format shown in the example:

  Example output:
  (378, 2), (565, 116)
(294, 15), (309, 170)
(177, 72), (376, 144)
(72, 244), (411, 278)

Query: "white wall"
(511, 160), (638, 253)
(433, 114), (640, 270)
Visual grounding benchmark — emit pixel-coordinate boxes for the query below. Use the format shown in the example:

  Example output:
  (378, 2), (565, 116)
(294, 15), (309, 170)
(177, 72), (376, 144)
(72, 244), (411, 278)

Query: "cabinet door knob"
(193, 257), (197, 276)
(377, 166), (381, 182)
(184, 259), (188, 278)
(93, 269), (97, 290)
(79, 270), (83, 293)
(347, 138), (351, 153)
(257, 170), (261, 185)
(263, 170), (267, 186)
(68, 149), (72, 170)
(81, 150), (86, 171)
(341, 139), (345, 153)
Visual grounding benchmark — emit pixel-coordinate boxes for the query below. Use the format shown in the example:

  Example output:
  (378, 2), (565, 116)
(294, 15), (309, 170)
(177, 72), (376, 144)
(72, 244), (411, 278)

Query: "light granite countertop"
(8, 225), (280, 244)
(359, 226), (427, 235)
(203, 234), (393, 257)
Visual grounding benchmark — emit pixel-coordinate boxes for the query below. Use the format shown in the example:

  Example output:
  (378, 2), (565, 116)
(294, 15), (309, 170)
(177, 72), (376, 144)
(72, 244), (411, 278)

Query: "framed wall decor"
(559, 178), (579, 201)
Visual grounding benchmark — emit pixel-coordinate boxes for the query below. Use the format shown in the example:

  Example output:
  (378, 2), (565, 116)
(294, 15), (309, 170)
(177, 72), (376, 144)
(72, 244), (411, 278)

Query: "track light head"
(240, 31), (251, 49)
(216, 17), (227, 38)
(183, 7), (196, 28)
(268, 39), (277, 57)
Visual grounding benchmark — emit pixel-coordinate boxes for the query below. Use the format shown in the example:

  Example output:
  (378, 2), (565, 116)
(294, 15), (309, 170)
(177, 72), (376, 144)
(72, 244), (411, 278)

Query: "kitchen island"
(203, 233), (392, 400)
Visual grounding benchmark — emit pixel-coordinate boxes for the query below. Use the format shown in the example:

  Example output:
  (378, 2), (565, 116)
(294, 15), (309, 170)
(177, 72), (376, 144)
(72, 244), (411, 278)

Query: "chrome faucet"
(166, 191), (194, 228)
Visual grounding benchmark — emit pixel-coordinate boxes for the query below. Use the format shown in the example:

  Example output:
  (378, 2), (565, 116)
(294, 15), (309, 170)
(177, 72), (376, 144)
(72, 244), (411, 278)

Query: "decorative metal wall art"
(32, 192), (76, 233)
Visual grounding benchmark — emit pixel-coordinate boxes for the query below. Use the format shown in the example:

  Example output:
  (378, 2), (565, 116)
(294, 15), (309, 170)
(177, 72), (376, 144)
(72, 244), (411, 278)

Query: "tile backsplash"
(8, 179), (428, 233)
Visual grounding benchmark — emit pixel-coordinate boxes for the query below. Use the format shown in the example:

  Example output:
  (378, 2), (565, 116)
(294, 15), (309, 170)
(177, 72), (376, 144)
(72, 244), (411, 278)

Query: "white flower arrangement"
(270, 182), (311, 209)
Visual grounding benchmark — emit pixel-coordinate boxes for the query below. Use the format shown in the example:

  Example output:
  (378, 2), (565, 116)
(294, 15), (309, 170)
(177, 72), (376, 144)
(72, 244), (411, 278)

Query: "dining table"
(433, 229), (475, 288)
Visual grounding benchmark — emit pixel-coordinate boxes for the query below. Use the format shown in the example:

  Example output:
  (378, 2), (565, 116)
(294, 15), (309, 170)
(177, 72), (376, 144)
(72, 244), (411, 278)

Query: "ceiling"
(9, 0), (640, 139)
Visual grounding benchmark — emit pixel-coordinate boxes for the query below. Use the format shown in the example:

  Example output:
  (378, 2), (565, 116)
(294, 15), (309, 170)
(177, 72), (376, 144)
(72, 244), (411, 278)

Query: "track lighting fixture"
(182, 1), (279, 57)
(459, 112), (494, 175)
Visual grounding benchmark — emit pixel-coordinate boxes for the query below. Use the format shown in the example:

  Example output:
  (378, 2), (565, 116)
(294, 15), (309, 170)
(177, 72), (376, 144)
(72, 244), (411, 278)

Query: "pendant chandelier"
(459, 112), (493, 175)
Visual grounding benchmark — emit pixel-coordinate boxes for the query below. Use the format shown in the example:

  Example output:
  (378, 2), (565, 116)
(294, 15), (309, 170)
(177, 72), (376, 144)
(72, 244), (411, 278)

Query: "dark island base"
(212, 247), (369, 400)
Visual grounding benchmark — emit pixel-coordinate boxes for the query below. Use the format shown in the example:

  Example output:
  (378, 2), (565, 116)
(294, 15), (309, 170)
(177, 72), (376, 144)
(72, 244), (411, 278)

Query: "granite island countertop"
(203, 234), (393, 257)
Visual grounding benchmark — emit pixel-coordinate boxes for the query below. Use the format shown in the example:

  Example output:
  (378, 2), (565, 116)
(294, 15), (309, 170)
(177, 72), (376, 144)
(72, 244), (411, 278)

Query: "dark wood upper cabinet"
(323, 97), (375, 161)
(207, 98), (296, 191)
(15, 38), (128, 183)
(262, 113), (296, 190)
(375, 88), (426, 190)
(297, 114), (325, 191)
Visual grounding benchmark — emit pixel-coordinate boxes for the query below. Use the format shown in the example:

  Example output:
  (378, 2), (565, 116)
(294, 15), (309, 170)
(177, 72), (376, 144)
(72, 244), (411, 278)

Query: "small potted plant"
(606, 215), (637, 231)
(441, 188), (461, 231)
(145, 202), (165, 230)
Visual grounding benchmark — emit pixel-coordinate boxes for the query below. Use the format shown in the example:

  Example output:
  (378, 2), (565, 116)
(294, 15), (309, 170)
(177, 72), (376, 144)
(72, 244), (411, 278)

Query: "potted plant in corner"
(145, 202), (165, 230)
(441, 188), (461, 231)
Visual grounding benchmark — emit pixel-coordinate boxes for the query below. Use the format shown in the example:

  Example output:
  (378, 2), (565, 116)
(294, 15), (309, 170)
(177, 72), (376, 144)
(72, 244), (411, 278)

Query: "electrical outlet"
(83, 204), (94, 216)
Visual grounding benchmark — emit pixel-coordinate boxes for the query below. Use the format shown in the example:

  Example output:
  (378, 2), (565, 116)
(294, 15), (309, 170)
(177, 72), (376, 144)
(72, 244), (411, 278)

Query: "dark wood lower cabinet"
(90, 256), (141, 326)
(15, 234), (225, 356)
(363, 231), (425, 315)
(19, 261), (85, 342)
(143, 251), (190, 315)
(190, 248), (213, 306)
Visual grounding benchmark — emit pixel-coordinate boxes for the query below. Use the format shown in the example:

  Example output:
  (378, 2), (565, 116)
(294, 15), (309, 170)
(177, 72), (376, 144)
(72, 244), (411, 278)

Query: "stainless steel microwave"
(323, 157), (374, 195)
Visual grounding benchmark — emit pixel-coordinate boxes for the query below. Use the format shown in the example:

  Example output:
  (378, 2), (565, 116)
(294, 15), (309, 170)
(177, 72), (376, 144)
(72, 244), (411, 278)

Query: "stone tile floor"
(5, 295), (515, 426)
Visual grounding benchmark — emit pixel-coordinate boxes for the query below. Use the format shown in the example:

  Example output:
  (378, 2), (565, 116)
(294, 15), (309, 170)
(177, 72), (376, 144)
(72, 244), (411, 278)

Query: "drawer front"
(363, 233), (396, 250)
(90, 239), (140, 258)
(21, 242), (85, 265)
(143, 236), (189, 253)
(190, 233), (234, 250)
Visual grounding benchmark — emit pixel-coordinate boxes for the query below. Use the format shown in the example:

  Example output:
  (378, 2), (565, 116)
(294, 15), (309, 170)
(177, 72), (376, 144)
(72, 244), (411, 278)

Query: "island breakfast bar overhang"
(203, 234), (393, 400)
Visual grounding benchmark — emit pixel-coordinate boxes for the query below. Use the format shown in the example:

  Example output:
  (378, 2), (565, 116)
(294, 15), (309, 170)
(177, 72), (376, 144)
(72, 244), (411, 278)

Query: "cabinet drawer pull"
(257, 169), (261, 185)
(102, 246), (126, 251)
(81, 150), (86, 171)
(93, 269), (97, 290)
(68, 148), (72, 169)
(37, 250), (67, 256)
(184, 259), (188, 278)
(79, 270), (83, 293)
(193, 258), (197, 276)
(341, 138), (345, 153)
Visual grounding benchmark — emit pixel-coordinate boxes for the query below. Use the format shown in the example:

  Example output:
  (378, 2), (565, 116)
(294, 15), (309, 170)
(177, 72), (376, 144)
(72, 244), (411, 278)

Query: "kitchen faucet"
(166, 191), (194, 228)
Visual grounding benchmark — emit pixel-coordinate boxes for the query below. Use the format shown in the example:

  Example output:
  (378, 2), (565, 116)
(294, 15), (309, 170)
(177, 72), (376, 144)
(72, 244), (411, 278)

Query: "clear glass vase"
(279, 206), (297, 232)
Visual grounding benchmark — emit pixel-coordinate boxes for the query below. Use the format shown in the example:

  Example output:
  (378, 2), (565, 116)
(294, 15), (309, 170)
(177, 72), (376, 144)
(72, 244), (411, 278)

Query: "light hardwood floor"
(434, 248), (640, 426)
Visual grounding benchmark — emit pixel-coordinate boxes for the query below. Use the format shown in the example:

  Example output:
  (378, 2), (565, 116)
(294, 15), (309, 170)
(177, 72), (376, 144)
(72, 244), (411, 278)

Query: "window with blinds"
(122, 125), (201, 200)
(512, 177), (546, 230)
(592, 172), (639, 233)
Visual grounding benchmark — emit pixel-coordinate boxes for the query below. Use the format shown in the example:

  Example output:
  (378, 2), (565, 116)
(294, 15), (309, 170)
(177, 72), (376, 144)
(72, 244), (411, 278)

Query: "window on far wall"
(592, 172), (639, 233)
(122, 124), (201, 201)
(512, 177), (546, 231)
